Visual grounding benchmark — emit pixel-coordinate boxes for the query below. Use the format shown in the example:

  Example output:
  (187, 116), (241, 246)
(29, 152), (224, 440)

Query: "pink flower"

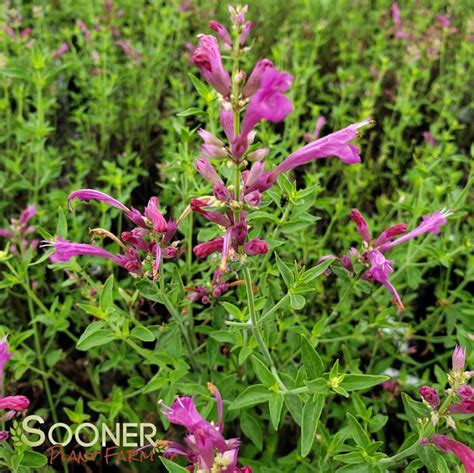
(456, 385), (474, 400)
(239, 21), (253, 45)
(52, 42), (69, 59)
(48, 237), (129, 268)
(76, 20), (91, 41)
(391, 2), (408, 39)
(115, 40), (143, 61)
(0, 395), (30, 411)
(190, 199), (232, 227)
(244, 238), (269, 256)
(339, 208), (450, 311)
(195, 158), (228, 200)
(269, 120), (370, 180)
(234, 66), (293, 157)
(419, 386), (440, 407)
(161, 384), (247, 472)
(304, 116), (327, 142)
(191, 35), (231, 97)
(436, 13), (451, 29)
(208, 20), (232, 47)
(68, 189), (130, 213)
(449, 400), (474, 414)
(378, 210), (451, 252)
(423, 131), (436, 146)
(144, 197), (168, 233)
(193, 238), (224, 259)
(452, 345), (466, 372)
(432, 435), (474, 473)
(242, 59), (274, 98)
(350, 209), (371, 243)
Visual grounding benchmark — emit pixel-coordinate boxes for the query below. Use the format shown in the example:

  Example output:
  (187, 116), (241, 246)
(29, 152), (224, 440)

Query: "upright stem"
(24, 273), (58, 425)
(243, 266), (287, 391)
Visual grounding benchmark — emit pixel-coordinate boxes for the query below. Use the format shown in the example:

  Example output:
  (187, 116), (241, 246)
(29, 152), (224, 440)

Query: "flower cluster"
(390, 3), (459, 60)
(0, 337), (30, 441)
(329, 208), (451, 311)
(418, 346), (473, 470)
(0, 205), (38, 254)
(48, 190), (179, 279)
(189, 5), (370, 299)
(159, 383), (251, 472)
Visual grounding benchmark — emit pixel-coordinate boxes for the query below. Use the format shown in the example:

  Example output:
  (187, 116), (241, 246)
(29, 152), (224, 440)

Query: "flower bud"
(452, 345), (466, 373)
(419, 385), (440, 407)
(456, 385), (474, 400)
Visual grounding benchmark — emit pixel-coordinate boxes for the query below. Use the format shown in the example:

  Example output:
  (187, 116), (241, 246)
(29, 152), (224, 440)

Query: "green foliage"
(0, 0), (472, 472)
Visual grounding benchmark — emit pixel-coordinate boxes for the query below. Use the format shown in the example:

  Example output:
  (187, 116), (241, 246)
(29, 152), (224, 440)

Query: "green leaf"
(188, 72), (210, 98)
(229, 385), (272, 410)
(238, 346), (253, 365)
(346, 412), (371, 448)
(301, 335), (324, 379)
(76, 322), (115, 351)
(56, 206), (68, 238)
(176, 107), (206, 117)
(306, 378), (330, 394)
(222, 302), (242, 319)
(251, 356), (276, 387)
(268, 393), (284, 430)
(100, 275), (114, 311)
(19, 451), (48, 467)
(301, 394), (325, 457)
(290, 293), (306, 310)
(300, 258), (334, 284)
(131, 326), (155, 342)
(340, 374), (389, 392)
(143, 374), (168, 394)
(241, 411), (263, 450)
(401, 393), (430, 432)
(284, 393), (303, 426)
(160, 457), (189, 473)
(275, 253), (293, 288)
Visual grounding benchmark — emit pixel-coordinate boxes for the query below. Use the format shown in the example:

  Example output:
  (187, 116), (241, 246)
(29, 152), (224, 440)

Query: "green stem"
(243, 266), (287, 392)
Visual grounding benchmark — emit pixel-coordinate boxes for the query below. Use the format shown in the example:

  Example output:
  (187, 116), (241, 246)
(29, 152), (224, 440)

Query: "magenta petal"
(68, 189), (130, 213)
(0, 395), (30, 411)
(432, 435), (474, 473)
(349, 209), (371, 242)
(193, 238), (224, 259)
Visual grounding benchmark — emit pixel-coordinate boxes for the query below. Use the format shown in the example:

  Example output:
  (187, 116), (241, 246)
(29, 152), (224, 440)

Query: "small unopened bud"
(419, 386), (440, 407)
(452, 345), (466, 372)
(247, 148), (269, 162)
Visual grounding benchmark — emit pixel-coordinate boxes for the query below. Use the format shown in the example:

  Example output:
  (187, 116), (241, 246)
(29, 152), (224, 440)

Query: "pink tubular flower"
(76, 19), (91, 41)
(68, 189), (130, 213)
(419, 386), (440, 407)
(432, 435), (474, 473)
(208, 20), (232, 47)
(456, 386), (474, 400)
(0, 338), (30, 441)
(378, 210), (452, 252)
(234, 66), (293, 157)
(239, 21), (253, 45)
(115, 40), (143, 61)
(337, 207), (450, 311)
(144, 197), (168, 233)
(452, 345), (466, 372)
(161, 384), (249, 472)
(350, 209), (371, 243)
(191, 35), (231, 96)
(48, 237), (128, 268)
(244, 238), (269, 256)
(243, 59), (274, 98)
(193, 238), (224, 259)
(0, 396), (30, 411)
(268, 119), (370, 183)
(449, 400), (474, 414)
(52, 42), (69, 59)
(391, 2), (407, 39)
(304, 116), (327, 142)
(195, 158), (228, 200)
